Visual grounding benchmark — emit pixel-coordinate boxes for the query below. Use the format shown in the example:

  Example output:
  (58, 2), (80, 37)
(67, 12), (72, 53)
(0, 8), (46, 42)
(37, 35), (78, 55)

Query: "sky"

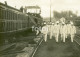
(0, 0), (80, 17)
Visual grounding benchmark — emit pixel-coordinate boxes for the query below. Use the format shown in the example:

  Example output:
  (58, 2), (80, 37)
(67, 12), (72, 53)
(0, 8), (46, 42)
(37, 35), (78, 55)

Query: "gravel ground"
(34, 36), (80, 57)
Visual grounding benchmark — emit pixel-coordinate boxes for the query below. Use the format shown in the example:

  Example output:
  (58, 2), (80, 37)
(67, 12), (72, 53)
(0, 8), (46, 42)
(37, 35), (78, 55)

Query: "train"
(0, 2), (43, 44)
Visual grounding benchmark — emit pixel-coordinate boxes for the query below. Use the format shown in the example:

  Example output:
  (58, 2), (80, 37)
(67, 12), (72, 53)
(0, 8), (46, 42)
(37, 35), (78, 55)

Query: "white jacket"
(46, 25), (51, 33)
(67, 24), (72, 34)
(62, 25), (67, 34)
(60, 25), (63, 34)
(54, 24), (60, 34)
(41, 25), (48, 34)
(70, 26), (76, 34)
(50, 25), (55, 33)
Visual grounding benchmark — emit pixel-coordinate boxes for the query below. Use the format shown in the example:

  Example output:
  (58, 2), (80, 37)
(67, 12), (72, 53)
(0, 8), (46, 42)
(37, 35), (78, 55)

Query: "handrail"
(0, 27), (29, 33)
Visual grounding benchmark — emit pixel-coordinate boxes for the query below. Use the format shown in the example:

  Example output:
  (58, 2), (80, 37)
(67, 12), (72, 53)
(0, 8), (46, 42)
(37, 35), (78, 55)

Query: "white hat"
(56, 21), (59, 23)
(62, 22), (65, 24)
(52, 23), (54, 25)
(70, 21), (73, 25)
(44, 22), (46, 24)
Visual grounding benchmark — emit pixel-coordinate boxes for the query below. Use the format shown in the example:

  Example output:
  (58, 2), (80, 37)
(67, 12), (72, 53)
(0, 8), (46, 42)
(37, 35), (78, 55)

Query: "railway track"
(1, 34), (80, 57)
(0, 34), (43, 57)
(74, 35), (80, 45)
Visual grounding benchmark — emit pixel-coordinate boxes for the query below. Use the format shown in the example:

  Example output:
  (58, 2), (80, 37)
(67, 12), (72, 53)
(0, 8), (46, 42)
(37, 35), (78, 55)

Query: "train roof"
(0, 2), (20, 11)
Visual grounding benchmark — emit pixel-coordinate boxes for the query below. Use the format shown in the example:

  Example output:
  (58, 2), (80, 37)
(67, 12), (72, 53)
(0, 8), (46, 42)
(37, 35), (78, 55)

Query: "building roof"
(26, 6), (40, 9)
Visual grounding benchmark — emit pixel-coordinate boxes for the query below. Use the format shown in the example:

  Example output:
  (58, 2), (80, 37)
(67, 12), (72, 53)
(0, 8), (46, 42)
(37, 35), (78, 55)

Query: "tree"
(53, 10), (77, 20)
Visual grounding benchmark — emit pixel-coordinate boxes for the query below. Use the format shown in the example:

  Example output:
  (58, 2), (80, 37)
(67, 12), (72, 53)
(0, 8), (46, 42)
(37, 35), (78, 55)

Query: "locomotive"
(0, 2), (43, 44)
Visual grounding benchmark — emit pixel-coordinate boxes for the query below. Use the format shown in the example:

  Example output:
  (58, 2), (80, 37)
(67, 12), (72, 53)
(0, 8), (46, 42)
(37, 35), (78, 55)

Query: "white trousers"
(62, 34), (66, 42)
(71, 34), (74, 42)
(44, 34), (47, 42)
(55, 33), (59, 42)
(61, 33), (67, 42)
(50, 32), (53, 39)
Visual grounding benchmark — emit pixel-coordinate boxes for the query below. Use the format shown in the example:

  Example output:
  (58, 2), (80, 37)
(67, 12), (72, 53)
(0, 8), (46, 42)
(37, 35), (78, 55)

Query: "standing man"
(60, 23), (63, 40)
(61, 22), (67, 42)
(50, 23), (54, 39)
(41, 23), (48, 42)
(46, 22), (51, 35)
(70, 22), (76, 42)
(67, 21), (72, 37)
(54, 21), (60, 42)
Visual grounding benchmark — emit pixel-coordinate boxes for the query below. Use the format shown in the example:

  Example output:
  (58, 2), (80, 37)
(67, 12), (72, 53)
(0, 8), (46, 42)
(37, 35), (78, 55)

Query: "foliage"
(53, 10), (77, 19)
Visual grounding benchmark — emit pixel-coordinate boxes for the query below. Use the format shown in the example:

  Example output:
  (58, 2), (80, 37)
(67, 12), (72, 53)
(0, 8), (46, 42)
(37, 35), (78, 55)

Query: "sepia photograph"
(0, 0), (80, 57)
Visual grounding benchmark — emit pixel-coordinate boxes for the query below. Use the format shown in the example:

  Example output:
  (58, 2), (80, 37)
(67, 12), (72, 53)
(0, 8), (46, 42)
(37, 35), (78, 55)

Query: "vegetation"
(53, 10), (77, 19)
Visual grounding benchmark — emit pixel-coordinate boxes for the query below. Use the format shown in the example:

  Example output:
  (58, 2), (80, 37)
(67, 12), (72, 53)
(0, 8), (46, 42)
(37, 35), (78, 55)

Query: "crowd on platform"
(40, 21), (76, 42)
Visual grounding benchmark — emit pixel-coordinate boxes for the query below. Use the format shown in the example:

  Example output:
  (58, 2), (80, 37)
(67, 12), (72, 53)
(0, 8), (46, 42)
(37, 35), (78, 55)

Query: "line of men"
(41, 21), (76, 42)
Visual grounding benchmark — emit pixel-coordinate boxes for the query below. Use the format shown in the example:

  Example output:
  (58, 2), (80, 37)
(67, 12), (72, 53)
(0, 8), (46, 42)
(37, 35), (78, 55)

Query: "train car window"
(12, 12), (14, 20)
(14, 13), (16, 20)
(4, 21), (6, 32)
(18, 14), (20, 20)
(6, 10), (8, 20)
(0, 21), (2, 32)
(3, 21), (5, 32)
(8, 21), (9, 31)
(15, 12), (16, 20)
(11, 21), (13, 31)
(9, 11), (11, 20)
(0, 8), (1, 19)
(20, 14), (21, 20)
(9, 21), (11, 31)
(3, 9), (6, 20)
(15, 12), (17, 20)
(10, 11), (12, 20)
(11, 11), (13, 20)
(14, 21), (15, 30)
(21, 14), (22, 20)
(17, 22), (19, 30)
(5, 10), (7, 20)
(4, 9), (6, 19)
(1, 9), (3, 19)
(18, 22), (20, 29)
(13, 12), (15, 20)
(6, 21), (8, 31)
(7, 10), (10, 20)
(2, 22), (4, 32)
(17, 13), (18, 20)
(11, 21), (14, 31)
(1, 9), (4, 19)
(21, 15), (22, 20)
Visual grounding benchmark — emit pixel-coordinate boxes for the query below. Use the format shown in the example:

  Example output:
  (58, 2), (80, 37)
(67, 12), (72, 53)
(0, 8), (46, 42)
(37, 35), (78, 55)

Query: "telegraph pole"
(50, 0), (51, 22)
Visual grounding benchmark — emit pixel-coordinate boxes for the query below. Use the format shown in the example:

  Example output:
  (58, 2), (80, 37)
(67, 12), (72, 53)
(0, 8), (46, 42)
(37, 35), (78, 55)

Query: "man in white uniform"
(61, 23), (67, 42)
(54, 21), (60, 42)
(60, 23), (63, 40)
(70, 22), (76, 42)
(41, 23), (48, 42)
(67, 22), (72, 37)
(50, 23), (54, 39)
(46, 22), (51, 35)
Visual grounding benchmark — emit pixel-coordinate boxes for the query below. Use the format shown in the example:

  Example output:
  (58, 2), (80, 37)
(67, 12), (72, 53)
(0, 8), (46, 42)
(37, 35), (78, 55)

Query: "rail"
(0, 34), (44, 57)
(31, 36), (43, 57)
(74, 35), (80, 45)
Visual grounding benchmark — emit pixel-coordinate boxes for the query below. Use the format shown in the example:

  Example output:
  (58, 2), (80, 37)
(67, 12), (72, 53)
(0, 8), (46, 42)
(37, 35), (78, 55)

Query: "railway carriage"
(0, 2), (43, 44)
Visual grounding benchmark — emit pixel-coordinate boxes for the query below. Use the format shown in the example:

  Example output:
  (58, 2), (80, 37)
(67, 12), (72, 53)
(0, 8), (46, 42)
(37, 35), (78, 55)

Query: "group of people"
(41, 21), (76, 42)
